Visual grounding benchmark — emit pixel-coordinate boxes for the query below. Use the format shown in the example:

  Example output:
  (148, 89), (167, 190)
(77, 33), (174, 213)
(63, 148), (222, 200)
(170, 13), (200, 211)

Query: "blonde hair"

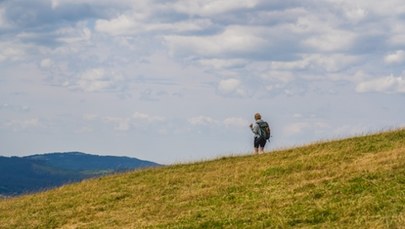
(254, 113), (261, 120)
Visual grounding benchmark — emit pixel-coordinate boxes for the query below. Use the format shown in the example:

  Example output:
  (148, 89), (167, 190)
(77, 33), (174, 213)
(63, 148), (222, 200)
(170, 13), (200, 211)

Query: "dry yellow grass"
(0, 129), (404, 228)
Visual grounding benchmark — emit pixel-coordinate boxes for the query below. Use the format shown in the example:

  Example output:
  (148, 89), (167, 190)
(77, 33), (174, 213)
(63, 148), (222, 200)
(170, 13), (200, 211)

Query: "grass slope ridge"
(0, 129), (404, 228)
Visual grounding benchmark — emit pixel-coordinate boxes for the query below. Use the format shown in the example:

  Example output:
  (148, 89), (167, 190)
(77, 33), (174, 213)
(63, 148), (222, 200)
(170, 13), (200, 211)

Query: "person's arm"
(250, 123), (259, 135)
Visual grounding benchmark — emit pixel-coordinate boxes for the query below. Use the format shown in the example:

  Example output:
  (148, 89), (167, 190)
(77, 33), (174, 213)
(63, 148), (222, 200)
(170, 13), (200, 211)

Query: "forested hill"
(25, 152), (159, 172)
(0, 152), (160, 196)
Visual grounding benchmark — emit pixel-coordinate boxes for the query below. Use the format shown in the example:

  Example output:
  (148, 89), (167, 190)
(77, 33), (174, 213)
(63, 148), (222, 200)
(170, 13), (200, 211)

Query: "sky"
(1, 0), (404, 164)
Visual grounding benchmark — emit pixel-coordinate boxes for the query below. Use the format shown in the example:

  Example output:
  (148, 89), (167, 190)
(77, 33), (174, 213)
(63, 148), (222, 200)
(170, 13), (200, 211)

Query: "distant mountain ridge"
(25, 152), (159, 172)
(0, 152), (161, 196)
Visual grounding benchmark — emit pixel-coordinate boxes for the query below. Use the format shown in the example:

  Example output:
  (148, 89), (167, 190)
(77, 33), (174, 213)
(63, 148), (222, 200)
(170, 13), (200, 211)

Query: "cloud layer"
(1, 0), (405, 163)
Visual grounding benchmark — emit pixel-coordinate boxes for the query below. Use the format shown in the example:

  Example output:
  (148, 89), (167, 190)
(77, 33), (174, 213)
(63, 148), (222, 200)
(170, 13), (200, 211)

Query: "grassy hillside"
(0, 129), (404, 228)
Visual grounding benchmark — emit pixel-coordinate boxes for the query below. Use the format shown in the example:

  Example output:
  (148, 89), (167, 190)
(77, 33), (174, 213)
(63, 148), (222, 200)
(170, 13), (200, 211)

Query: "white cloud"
(103, 117), (131, 131)
(96, 14), (139, 36)
(96, 10), (211, 37)
(260, 70), (294, 84)
(50, 0), (135, 9)
(146, 19), (212, 33)
(283, 122), (310, 135)
(81, 112), (166, 132)
(389, 24), (405, 46)
(77, 68), (111, 92)
(218, 78), (240, 92)
(389, 34), (405, 46)
(133, 112), (166, 123)
(283, 121), (329, 136)
(188, 116), (218, 126)
(344, 6), (368, 23)
(40, 59), (53, 68)
(223, 117), (248, 128)
(74, 68), (124, 92)
(293, 113), (303, 118)
(0, 42), (27, 62)
(0, 6), (10, 29)
(3, 118), (42, 131)
(188, 116), (249, 129)
(56, 24), (92, 44)
(384, 50), (405, 64)
(356, 75), (405, 94)
(83, 114), (98, 121)
(188, 116), (248, 128)
(94, 0), (163, 36)
(0, 103), (30, 113)
(291, 8), (358, 52)
(270, 59), (309, 71)
(304, 29), (357, 52)
(97, 17), (212, 36)
(361, 1), (405, 16)
(172, 0), (259, 16)
(88, 112), (167, 132)
(164, 26), (268, 58)
(218, 78), (247, 97)
(270, 54), (359, 73)
(51, 0), (60, 9)
(302, 54), (359, 73)
(198, 58), (248, 70)
(265, 84), (283, 92)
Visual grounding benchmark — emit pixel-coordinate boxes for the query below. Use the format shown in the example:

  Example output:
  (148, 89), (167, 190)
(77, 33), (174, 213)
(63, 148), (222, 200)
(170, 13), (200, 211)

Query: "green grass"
(1, 129), (404, 228)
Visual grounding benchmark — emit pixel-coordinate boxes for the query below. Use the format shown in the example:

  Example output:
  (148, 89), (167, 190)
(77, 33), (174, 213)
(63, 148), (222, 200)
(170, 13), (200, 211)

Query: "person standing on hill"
(249, 113), (271, 154)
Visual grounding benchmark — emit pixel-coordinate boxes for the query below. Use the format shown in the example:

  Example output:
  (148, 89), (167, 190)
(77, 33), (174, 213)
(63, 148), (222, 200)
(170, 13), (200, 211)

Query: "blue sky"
(1, 0), (404, 164)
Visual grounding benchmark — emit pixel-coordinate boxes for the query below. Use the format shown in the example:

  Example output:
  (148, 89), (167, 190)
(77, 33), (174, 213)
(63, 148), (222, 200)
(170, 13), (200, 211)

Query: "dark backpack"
(258, 121), (271, 140)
